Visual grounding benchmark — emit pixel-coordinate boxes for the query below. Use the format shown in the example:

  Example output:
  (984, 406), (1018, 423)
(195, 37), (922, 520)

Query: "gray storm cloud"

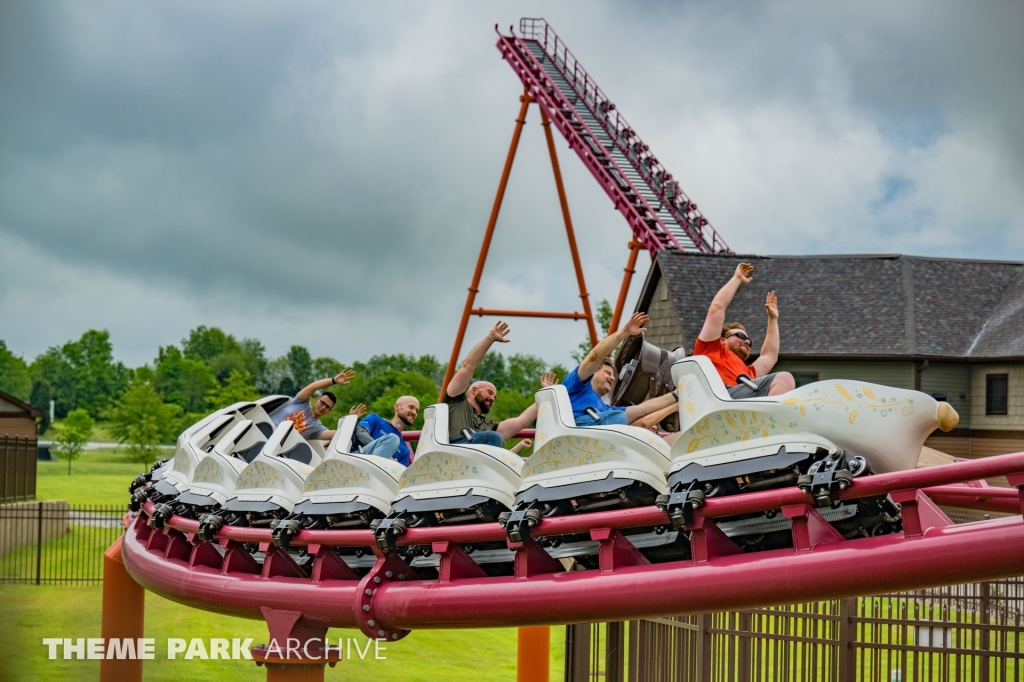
(1, 0), (1022, 366)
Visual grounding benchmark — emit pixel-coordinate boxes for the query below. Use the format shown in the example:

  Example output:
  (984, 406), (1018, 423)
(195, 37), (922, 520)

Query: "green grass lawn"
(37, 448), (150, 508)
(0, 584), (564, 681)
(21, 448), (566, 680)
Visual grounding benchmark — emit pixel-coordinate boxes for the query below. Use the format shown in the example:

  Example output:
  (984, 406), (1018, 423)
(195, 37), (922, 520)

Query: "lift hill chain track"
(499, 18), (731, 255)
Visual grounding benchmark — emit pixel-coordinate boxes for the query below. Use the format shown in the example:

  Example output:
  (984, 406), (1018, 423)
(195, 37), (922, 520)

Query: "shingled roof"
(639, 252), (1024, 360)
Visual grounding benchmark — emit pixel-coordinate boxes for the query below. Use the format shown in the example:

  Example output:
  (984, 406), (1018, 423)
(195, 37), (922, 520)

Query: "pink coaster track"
(122, 451), (1024, 642)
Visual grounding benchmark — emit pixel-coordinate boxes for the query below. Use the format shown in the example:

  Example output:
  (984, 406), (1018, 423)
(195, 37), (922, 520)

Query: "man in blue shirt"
(567, 312), (680, 435)
(352, 396), (419, 466)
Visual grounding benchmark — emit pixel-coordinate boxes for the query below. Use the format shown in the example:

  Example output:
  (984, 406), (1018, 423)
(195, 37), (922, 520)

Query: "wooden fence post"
(737, 612), (751, 682)
(606, 621), (624, 682)
(979, 582), (991, 681)
(838, 598), (855, 682)
(565, 624), (591, 682)
(698, 614), (713, 682)
(34, 500), (43, 584)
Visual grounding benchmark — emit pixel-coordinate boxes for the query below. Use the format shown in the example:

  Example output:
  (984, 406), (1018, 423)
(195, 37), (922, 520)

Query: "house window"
(793, 373), (819, 388)
(986, 374), (1008, 415)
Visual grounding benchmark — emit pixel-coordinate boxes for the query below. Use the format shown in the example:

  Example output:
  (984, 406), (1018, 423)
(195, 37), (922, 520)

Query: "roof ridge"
(660, 251), (1024, 265)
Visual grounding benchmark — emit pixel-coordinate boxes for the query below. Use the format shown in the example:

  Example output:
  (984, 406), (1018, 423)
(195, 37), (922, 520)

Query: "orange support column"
(517, 625), (550, 682)
(608, 240), (643, 335)
(540, 108), (598, 347)
(440, 94), (534, 398)
(100, 537), (145, 682)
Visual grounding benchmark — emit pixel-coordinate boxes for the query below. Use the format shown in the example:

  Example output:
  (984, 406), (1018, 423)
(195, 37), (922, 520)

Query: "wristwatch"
(671, 390), (679, 402)
(330, 376), (337, 385)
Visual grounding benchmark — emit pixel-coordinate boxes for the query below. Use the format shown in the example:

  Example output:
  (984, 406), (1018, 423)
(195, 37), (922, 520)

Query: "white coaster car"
(660, 357), (958, 546)
(271, 416), (406, 546)
(145, 395), (287, 500)
(206, 421), (326, 531)
(388, 403), (524, 525)
(516, 385), (671, 514)
(174, 418), (270, 513)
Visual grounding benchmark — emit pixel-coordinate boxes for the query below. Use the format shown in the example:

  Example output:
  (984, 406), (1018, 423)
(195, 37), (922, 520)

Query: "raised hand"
(734, 263), (754, 285)
(540, 372), (557, 388)
(509, 438), (533, 455)
(334, 369), (355, 385)
(623, 312), (649, 336)
(488, 321), (511, 344)
(348, 403), (367, 418)
(765, 291), (779, 321)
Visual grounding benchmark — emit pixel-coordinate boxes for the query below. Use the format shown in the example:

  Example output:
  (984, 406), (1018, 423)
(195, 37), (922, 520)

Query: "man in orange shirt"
(693, 263), (795, 398)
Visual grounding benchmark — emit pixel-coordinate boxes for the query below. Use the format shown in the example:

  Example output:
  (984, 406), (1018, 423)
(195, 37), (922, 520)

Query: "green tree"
(30, 377), (53, 434)
(260, 355), (292, 395)
(571, 299), (614, 363)
(0, 340), (31, 401)
(207, 370), (260, 408)
(238, 338), (268, 386)
(52, 408), (94, 475)
(30, 330), (130, 418)
(312, 356), (345, 382)
(181, 326), (265, 385)
(260, 346), (322, 396)
(286, 346), (314, 390)
(152, 346), (218, 412)
(321, 354), (444, 431)
(182, 325), (239, 364)
(107, 379), (182, 469)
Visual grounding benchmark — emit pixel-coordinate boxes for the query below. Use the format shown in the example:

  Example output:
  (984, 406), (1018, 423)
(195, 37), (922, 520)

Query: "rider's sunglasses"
(727, 332), (751, 343)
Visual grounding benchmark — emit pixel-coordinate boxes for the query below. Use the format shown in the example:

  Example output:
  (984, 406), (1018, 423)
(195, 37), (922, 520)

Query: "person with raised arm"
(443, 321), (555, 447)
(693, 263), (795, 397)
(563, 312), (681, 433)
(270, 370), (356, 441)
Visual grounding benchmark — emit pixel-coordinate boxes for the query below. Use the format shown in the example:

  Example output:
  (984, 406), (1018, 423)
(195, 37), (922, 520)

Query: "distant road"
(38, 441), (175, 451)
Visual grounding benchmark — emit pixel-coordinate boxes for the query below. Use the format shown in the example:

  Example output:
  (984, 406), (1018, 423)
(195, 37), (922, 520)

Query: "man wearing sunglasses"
(694, 263), (795, 398)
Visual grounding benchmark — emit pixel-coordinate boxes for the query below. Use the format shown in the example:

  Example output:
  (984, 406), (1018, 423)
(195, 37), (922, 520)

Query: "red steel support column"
(608, 240), (643, 334)
(517, 625), (550, 682)
(440, 94), (533, 399)
(100, 537), (145, 682)
(540, 107), (598, 347)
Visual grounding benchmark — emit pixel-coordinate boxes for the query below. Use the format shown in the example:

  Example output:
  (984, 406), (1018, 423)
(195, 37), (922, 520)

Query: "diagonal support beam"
(440, 94), (599, 399)
(591, 528), (650, 573)
(440, 94), (534, 399)
(782, 504), (846, 553)
(686, 516), (741, 564)
(433, 541), (489, 582)
(510, 537), (563, 579)
(890, 489), (953, 538)
(308, 545), (359, 583)
(541, 107), (598, 347)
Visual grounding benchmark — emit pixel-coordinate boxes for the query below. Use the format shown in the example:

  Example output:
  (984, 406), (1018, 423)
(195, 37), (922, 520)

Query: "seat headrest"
(535, 385), (577, 429)
(671, 356), (732, 401)
(419, 404), (449, 450)
(333, 414), (359, 453)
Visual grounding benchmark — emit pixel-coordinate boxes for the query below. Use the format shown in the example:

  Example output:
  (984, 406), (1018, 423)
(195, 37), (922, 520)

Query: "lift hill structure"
(442, 19), (731, 395)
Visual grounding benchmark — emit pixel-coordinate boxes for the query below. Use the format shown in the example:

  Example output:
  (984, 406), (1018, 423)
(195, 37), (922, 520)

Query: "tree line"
(0, 327), (570, 467)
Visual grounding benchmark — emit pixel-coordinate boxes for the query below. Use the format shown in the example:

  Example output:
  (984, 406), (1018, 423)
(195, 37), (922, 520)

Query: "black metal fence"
(1, 436), (37, 503)
(566, 578), (1024, 681)
(0, 502), (125, 584)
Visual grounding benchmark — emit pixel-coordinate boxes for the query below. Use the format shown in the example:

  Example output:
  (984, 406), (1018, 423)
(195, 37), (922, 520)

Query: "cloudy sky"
(2, 1), (1022, 369)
